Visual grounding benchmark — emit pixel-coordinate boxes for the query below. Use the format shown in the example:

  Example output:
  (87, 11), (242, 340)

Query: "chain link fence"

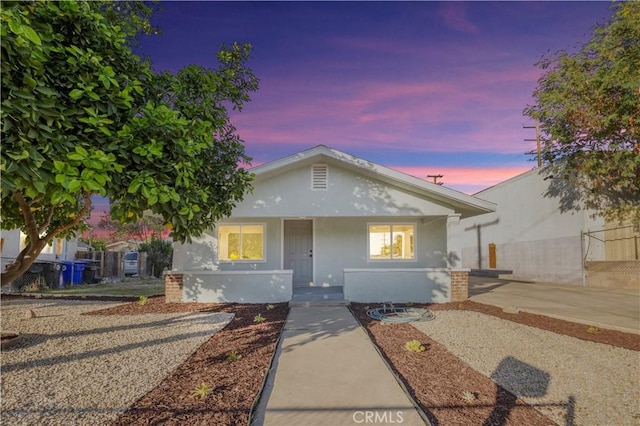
(583, 223), (639, 289)
(583, 224), (639, 262)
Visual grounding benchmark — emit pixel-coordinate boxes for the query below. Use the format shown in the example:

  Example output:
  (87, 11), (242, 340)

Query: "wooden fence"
(76, 251), (149, 280)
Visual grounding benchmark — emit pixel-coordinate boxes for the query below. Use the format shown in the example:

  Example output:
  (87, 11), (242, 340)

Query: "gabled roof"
(250, 145), (495, 218)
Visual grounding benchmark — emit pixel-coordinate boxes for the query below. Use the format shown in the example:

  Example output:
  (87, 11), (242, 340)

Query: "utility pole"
(524, 121), (542, 167)
(426, 174), (444, 185)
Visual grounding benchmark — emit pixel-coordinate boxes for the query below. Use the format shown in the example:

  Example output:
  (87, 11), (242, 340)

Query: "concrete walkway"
(253, 306), (426, 426)
(468, 276), (640, 334)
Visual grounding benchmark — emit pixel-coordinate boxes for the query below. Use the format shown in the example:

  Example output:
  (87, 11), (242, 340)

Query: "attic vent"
(311, 164), (328, 190)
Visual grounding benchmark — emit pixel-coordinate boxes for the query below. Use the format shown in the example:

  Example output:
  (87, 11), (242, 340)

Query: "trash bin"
(40, 262), (62, 289)
(60, 260), (74, 285)
(72, 260), (88, 285)
(61, 260), (86, 285)
(82, 261), (100, 284)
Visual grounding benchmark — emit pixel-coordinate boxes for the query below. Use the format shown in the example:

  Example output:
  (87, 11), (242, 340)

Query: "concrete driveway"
(468, 276), (639, 334)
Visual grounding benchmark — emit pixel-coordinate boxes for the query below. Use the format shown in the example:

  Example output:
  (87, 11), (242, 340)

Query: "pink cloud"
(231, 53), (545, 157)
(438, 3), (479, 33)
(392, 165), (532, 194)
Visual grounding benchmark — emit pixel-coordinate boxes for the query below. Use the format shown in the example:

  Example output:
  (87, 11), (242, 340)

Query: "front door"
(284, 220), (313, 286)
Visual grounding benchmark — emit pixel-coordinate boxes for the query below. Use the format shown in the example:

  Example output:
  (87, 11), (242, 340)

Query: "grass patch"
(42, 282), (164, 297)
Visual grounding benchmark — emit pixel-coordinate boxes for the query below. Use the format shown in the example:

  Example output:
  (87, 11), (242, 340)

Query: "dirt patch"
(89, 297), (288, 426)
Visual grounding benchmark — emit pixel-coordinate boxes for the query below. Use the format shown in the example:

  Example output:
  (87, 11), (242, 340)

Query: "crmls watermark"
(352, 410), (404, 424)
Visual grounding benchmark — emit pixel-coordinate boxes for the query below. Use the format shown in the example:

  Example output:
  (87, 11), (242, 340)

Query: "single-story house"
(459, 167), (639, 289)
(1, 229), (79, 271)
(167, 145), (495, 303)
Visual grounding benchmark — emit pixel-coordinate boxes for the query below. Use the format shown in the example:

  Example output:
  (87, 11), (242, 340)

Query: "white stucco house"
(459, 167), (638, 288)
(166, 145), (496, 304)
(1, 229), (79, 271)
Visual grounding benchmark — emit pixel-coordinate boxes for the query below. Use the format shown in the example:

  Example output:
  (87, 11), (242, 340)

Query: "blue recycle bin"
(61, 260), (88, 285)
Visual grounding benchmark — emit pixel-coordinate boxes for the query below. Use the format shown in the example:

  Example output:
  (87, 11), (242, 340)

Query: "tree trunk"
(1, 240), (49, 286)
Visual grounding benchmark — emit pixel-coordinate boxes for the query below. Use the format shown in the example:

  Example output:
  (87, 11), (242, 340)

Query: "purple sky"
(134, 1), (613, 194)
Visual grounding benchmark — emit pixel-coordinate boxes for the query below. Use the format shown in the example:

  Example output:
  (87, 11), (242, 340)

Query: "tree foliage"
(97, 212), (166, 246)
(524, 2), (640, 225)
(0, 1), (258, 284)
(139, 237), (172, 278)
(79, 237), (107, 252)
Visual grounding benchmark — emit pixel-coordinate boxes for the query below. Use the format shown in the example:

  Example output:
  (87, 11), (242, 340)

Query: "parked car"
(124, 251), (139, 276)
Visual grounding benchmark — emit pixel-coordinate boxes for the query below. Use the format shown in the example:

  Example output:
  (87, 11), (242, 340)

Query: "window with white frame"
(19, 232), (64, 255)
(368, 224), (415, 260)
(218, 224), (265, 261)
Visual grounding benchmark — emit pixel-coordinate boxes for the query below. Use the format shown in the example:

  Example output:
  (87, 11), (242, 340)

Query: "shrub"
(404, 339), (426, 353)
(192, 383), (213, 399)
(227, 350), (242, 362)
(266, 304), (275, 311)
(138, 295), (148, 306)
(253, 313), (266, 323)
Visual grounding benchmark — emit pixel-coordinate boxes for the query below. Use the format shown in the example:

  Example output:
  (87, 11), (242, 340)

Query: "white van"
(124, 251), (139, 276)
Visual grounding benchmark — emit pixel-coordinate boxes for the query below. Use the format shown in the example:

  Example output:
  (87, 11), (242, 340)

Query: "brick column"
(164, 273), (184, 303)
(450, 269), (469, 302)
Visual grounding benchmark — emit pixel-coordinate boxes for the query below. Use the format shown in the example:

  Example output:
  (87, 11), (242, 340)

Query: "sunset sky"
(131, 1), (612, 196)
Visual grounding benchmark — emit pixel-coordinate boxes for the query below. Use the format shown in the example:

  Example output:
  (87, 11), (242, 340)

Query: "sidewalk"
(253, 306), (426, 426)
(468, 276), (640, 334)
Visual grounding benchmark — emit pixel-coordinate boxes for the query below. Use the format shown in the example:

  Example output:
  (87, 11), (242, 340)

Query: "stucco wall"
(181, 270), (293, 303)
(343, 268), (451, 303)
(1, 229), (78, 271)
(173, 216), (449, 288)
(460, 169), (603, 284)
(172, 218), (282, 271)
(232, 162), (455, 218)
(313, 217), (447, 286)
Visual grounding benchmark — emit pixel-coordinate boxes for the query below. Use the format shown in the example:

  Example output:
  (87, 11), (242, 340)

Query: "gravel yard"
(412, 310), (640, 426)
(1, 299), (233, 425)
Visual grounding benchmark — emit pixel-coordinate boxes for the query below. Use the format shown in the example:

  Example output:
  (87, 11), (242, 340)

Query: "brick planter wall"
(450, 270), (469, 302)
(164, 273), (184, 303)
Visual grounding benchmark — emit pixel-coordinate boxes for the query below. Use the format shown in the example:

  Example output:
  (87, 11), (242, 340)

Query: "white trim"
(217, 223), (267, 263)
(366, 222), (417, 262)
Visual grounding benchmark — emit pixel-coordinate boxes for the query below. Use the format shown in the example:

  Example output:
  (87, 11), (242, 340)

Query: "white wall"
(314, 217), (448, 286)
(343, 268), (451, 303)
(460, 168), (603, 284)
(232, 162), (456, 218)
(1, 229), (78, 271)
(172, 218), (283, 271)
(182, 270), (292, 303)
(173, 216), (449, 288)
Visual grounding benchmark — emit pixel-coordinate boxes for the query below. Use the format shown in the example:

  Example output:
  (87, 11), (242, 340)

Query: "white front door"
(284, 220), (313, 286)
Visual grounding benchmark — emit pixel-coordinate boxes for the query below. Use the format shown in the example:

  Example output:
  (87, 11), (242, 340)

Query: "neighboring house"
(167, 145), (495, 303)
(459, 167), (638, 289)
(0, 229), (79, 272)
(105, 241), (138, 252)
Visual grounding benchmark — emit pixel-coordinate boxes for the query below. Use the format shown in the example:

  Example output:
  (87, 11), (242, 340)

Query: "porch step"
(289, 300), (351, 307)
(291, 286), (346, 303)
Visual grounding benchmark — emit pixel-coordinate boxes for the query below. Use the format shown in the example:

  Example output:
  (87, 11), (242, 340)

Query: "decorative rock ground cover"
(2, 296), (637, 425)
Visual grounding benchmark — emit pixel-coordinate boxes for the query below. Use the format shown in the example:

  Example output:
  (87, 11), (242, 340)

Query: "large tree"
(524, 2), (639, 225)
(1, 1), (258, 284)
